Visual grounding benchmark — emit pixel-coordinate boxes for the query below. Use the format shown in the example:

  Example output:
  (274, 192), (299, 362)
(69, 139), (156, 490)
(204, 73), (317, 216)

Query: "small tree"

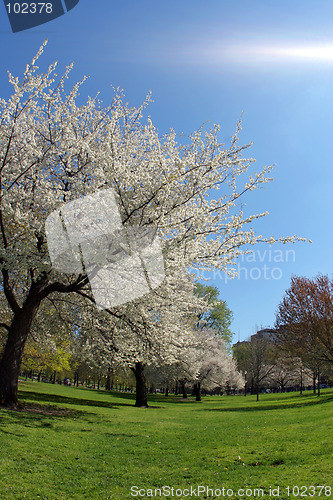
(248, 335), (275, 401)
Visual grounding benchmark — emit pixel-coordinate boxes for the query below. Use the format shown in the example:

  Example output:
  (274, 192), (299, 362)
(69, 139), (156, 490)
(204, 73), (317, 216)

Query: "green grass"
(0, 382), (332, 500)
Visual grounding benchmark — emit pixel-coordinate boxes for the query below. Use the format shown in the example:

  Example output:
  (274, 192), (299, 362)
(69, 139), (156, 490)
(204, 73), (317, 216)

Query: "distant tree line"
(233, 274), (333, 399)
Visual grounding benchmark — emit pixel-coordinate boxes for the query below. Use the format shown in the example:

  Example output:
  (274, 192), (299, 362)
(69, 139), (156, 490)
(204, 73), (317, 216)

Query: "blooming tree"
(76, 272), (206, 406)
(151, 329), (244, 401)
(0, 43), (303, 406)
(267, 354), (313, 393)
(186, 330), (244, 401)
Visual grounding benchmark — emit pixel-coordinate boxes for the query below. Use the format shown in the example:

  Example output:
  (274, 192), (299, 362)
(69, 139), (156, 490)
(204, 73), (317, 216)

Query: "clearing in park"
(0, 382), (332, 499)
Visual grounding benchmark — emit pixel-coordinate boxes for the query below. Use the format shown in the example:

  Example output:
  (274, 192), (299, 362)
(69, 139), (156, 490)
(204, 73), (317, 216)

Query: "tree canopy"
(194, 283), (234, 348)
(275, 274), (333, 367)
(0, 43), (304, 406)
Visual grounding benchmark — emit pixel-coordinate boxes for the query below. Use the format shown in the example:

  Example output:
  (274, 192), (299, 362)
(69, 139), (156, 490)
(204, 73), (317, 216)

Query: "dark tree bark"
(317, 369), (321, 397)
(131, 362), (148, 407)
(0, 270), (89, 406)
(193, 382), (201, 402)
(0, 296), (42, 406)
(255, 377), (260, 401)
(181, 380), (187, 399)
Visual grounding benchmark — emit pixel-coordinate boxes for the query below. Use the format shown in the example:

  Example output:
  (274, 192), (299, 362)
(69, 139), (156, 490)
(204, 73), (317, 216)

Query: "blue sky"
(1, 0), (332, 341)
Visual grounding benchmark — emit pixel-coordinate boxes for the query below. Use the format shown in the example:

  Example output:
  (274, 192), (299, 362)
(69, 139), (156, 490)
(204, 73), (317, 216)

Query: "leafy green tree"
(195, 283), (233, 349)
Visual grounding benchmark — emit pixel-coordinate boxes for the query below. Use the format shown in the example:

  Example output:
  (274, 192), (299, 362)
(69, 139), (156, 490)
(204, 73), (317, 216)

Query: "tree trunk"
(194, 382), (201, 402)
(131, 362), (148, 407)
(181, 380), (187, 399)
(317, 369), (320, 397)
(38, 371), (42, 383)
(165, 386), (169, 397)
(255, 377), (260, 401)
(105, 366), (111, 391)
(0, 299), (41, 406)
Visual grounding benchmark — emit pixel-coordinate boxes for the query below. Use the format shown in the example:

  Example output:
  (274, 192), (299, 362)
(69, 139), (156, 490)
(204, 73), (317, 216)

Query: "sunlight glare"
(259, 44), (333, 61)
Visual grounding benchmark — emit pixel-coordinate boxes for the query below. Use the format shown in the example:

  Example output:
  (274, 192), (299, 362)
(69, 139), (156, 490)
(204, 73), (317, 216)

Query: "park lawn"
(0, 382), (332, 500)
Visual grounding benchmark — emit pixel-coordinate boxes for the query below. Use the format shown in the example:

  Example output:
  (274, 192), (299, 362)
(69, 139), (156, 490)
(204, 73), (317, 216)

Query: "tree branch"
(1, 269), (20, 314)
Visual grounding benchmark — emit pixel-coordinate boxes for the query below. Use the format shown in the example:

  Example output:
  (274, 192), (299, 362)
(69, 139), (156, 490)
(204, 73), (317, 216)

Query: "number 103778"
(6, 3), (53, 14)
(286, 486), (331, 497)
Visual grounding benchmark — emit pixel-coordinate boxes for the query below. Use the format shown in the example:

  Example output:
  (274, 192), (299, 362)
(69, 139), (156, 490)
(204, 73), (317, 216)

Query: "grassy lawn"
(0, 382), (332, 499)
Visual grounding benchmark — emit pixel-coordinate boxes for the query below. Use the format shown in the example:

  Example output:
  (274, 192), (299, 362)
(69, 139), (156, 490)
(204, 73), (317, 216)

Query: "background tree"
(233, 336), (314, 395)
(21, 336), (71, 383)
(267, 353), (302, 392)
(145, 329), (244, 401)
(183, 329), (244, 401)
(248, 335), (275, 401)
(233, 340), (251, 395)
(194, 283), (234, 349)
(275, 274), (333, 395)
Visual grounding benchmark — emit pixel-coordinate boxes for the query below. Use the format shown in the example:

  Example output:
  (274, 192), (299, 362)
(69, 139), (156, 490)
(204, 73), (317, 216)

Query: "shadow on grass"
(201, 394), (333, 413)
(95, 390), (164, 408)
(18, 390), (135, 411)
(150, 396), (199, 404)
(0, 427), (27, 437)
(97, 390), (136, 401)
(0, 403), (85, 431)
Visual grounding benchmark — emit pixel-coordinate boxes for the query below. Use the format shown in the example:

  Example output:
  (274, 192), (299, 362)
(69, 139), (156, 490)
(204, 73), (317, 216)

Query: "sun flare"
(197, 41), (333, 65)
(259, 44), (333, 61)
